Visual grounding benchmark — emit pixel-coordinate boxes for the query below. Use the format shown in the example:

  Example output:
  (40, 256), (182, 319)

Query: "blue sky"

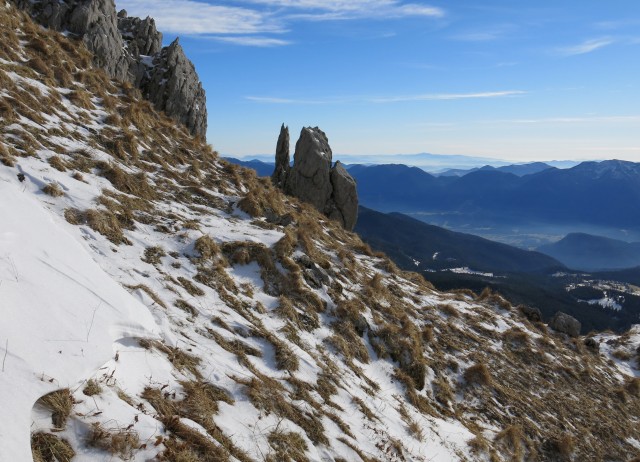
(116, 0), (640, 163)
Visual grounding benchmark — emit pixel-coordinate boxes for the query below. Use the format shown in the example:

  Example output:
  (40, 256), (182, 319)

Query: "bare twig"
(86, 302), (101, 342)
(2, 339), (8, 372)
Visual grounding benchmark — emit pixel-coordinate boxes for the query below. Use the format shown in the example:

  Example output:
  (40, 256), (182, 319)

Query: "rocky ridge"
(273, 125), (359, 231)
(12, 0), (207, 137)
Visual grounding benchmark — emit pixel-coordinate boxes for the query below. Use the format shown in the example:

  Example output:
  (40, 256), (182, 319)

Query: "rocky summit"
(12, 0), (207, 137)
(274, 126), (359, 231)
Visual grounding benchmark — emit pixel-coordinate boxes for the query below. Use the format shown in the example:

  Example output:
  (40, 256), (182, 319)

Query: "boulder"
(549, 312), (581, 337)
(274, 126), (358, 230)
(271, 124), (290, 189)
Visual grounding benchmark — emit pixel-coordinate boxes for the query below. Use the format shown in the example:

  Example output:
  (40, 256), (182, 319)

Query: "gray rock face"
(118, 13), (162, 57)
(550, 312), (581, 337)
(329, 161), (358, 231)
(285, 127), (334, 212)
(271, 124), (290, 189)
(273, 126), (358, 230)
(13, 0), (207, 138)
(144, 39), (207, 138)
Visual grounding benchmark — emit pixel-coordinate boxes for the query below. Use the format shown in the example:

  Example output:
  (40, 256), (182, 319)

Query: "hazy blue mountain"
(437, 162), (553, 177)
(349, 160), (640, 230)
(355, 207), (563, 273)
(242, 152), (509, 171)
(224, 157), (274, 177)
(538, 233), (640, 270)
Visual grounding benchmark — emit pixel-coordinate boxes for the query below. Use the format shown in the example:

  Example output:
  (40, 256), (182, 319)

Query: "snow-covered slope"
(0, 175), (160, 461)
(1, 3), (639, 461)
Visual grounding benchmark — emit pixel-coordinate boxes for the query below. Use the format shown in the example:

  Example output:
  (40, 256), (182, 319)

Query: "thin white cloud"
(241, 0), (445, 19)
(557, 38), (614, 56)
(116, 0), (282, 35)
(245, 96), (346, 104)
(209, 36), (291, 46)
(368, 90), (526, 103)
(246, 90), (526, 104)
(116, 0), (444, 46)
(486, 115), (640, 124)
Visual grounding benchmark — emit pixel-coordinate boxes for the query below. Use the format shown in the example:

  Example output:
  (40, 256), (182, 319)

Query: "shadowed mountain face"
(538, 233), (640, 271)
(348, 160), (640, 229)
(355, 206), (563, 273)
(437, 161), (553, 177)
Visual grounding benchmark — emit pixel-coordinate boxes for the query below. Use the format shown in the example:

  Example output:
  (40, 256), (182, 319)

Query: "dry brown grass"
(267, 430), (309, 462)
(96, 162), (156, 199)
(194, 235), (220, 260)
(175, 299), (198, 317)
(83, 379), (103, 396)
(494, 425), (525, 460)
(0, 144), (16, 166)
(31, 432), (75, 462)
(48, 155), (67, 172)
(177, 277), (206, 297)
(238, 375), (327, 445)
(42, 182), (64, 197)
(140, 339), (202, 379)
(37, 389), (74, 429)
(87, 423), (140, 460)
(463, 363), (492, 387)
(143, 246), (166, 265)
(68, 89), (95, 110)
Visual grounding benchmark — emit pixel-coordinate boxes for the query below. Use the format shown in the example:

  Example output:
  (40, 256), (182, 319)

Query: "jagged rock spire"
(273, 126), (358, 230)
(271, 124), (290, 189)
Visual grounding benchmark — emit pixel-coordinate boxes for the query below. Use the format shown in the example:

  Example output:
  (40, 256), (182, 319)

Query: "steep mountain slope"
(1, 3), (640, 462)
(539, 233), (640, 271)
(355, 207), (563, 273)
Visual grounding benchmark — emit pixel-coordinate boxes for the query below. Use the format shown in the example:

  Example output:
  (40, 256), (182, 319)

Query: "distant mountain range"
(356, 207), (563, 273)
(225, 154), (578, 175)
(349, 160), (640, 231)
(538, 233), (640, 271)
(436, 161), (554, 177)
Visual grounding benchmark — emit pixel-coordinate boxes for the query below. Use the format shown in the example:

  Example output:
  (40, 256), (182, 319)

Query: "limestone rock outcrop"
(12, 0), (207, 137)
(550, 311), (581, 337)
(271, 124), (290, 189)
(273, 126), (358, 230)
(143, 39), (208, 138)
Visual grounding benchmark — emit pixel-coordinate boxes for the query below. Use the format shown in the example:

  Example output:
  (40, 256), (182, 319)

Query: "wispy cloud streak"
(116, 0), (444, 47)
(246, 90), (526, 104)
(367, 90), (526, 103)
(557, 37), (614, 56)
(117, 0), (282, 35)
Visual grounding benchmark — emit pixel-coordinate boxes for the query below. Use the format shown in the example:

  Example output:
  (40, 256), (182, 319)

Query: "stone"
(118, 15), (162, 58)
(519, 305), (542, 323)
(584, 337), (599, 351)
(274, 126), (358, 230)
(271, 124), (290, 189)
(549, 312), (581, 337)
(143, 39), (208, 138)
